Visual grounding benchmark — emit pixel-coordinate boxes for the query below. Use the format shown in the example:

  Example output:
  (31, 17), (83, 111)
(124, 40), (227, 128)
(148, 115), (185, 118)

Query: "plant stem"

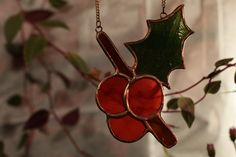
(165, 77), (206, 96)
(45, 70), (93, 157)
(233, 142), (236, 154)
(16, 1), (36, 156)
(194, 78), (213, 105)
(31, 24), (99, 87)
(162, 110), (181, 113)
(15, 1), (94, 156)
(165, 63), (236, 97)
(23, 131), (34, 157)
(15, 0), (99, 87)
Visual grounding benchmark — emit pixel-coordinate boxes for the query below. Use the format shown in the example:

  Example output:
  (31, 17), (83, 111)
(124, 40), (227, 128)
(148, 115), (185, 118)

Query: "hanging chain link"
(95, 0), (103, 33)
(160, 0), (167, 18)
(95, 0), (167, 31)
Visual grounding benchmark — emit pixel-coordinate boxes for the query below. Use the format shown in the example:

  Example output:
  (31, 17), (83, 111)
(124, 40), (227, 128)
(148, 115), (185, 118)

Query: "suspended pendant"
(95, 5), (193, 148)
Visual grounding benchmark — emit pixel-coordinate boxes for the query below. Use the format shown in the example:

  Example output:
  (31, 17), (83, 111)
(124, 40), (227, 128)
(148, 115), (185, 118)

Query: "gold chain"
(160, 0), (167, 18)
(95, 0), (167, 31)
(95, 0), (103, 32)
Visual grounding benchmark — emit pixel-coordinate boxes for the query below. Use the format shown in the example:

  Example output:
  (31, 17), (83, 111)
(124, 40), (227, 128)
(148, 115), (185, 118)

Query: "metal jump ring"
(160, 12), (167, 18)
(95, 21), (103, 32)
(95, 26), (103, 33)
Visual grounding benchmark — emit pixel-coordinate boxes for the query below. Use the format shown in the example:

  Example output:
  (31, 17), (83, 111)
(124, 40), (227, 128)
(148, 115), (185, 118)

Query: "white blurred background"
(0, 0), (236, 157)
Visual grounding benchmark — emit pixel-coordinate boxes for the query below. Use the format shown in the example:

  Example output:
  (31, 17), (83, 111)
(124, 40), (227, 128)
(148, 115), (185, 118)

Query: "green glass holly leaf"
(125, 5), (193, 88)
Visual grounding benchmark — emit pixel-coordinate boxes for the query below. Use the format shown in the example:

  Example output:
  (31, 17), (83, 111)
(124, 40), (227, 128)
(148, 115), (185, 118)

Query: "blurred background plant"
(1, 0), (236, 157)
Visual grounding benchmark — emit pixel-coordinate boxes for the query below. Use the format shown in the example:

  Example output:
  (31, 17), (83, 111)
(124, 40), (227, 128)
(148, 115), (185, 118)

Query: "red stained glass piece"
(108, 115), (146, 142)
(126, 76), (163, 118)
(96, 75), (128, 115)
(147, 116), (177, 148)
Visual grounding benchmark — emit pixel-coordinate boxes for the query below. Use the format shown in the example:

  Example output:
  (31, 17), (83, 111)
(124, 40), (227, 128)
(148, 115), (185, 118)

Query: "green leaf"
(125, 5), (193, 88)
(181, 110), (195, 128)
(7, 94), (22, 107)
(41, 20), (69, 30)
(166, 98), (179, 110)
(215, 58), (233, 68)
(5, 43), (24, 58)
(204, 81), (221, 94)
(49, 0), (67, 9)
(234, 70), (236, 84)
(178, 97), (194, 112)
(178, 97), (195, 128)
(5, 43), (25, 70)
(4, 14), (23, 42)
(207, 70), (221, 79)
(25, 35), (47, 64)
(66, 53), (90, 73)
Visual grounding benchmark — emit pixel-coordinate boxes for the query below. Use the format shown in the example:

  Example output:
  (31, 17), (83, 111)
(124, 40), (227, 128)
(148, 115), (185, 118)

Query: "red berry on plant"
(229, 127), (236, 142)
(207, 144), (215, 157)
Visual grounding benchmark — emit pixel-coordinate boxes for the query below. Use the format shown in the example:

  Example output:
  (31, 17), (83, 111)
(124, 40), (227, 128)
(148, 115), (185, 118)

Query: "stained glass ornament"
(125, 5), (193, 88)
(95, 5), (193, 148)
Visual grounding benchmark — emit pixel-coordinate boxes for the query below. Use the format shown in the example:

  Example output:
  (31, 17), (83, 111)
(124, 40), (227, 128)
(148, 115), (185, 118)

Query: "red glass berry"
(125, 76), (163, 120)
(107, 115), (146, 142)
(96, 74), (176, 147)
(96, 75), (128, 116)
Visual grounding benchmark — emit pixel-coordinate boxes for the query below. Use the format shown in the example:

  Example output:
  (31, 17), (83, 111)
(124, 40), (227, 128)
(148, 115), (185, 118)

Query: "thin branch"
(23, 131), (35, 157)
(165, 63), (236, 97)
(16, 1), (36, 156)
(31, 24), (99, 87)
(193, 63), (236, 104)
(194, 78), (213, 105)
(15, 2), (95, 155)
(162, 110), (181, 113)
(194, 92), (207, 105)
(233, 142), (236, 154)
(45, 69), (93, 157)
(165, 77), (207, 96)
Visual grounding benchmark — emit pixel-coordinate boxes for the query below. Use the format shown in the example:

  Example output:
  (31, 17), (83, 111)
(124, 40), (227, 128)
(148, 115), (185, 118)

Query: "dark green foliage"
(49, 0), (67, 9)
(215, 58), (233, 68)
(66, 53), (90, 73)
(17, 133), (28, 150)
(41, 20), (69, 30)
(178, 97), (195, 128)
(7, 94), (22, 107)
(167, 98), (179, 110)
(204, 81), (221, 94)
(4, 14), (23, 43)
(125, 5), (193, 88)
(5, 43), (25, 70)
(25, 35), (47, 64)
